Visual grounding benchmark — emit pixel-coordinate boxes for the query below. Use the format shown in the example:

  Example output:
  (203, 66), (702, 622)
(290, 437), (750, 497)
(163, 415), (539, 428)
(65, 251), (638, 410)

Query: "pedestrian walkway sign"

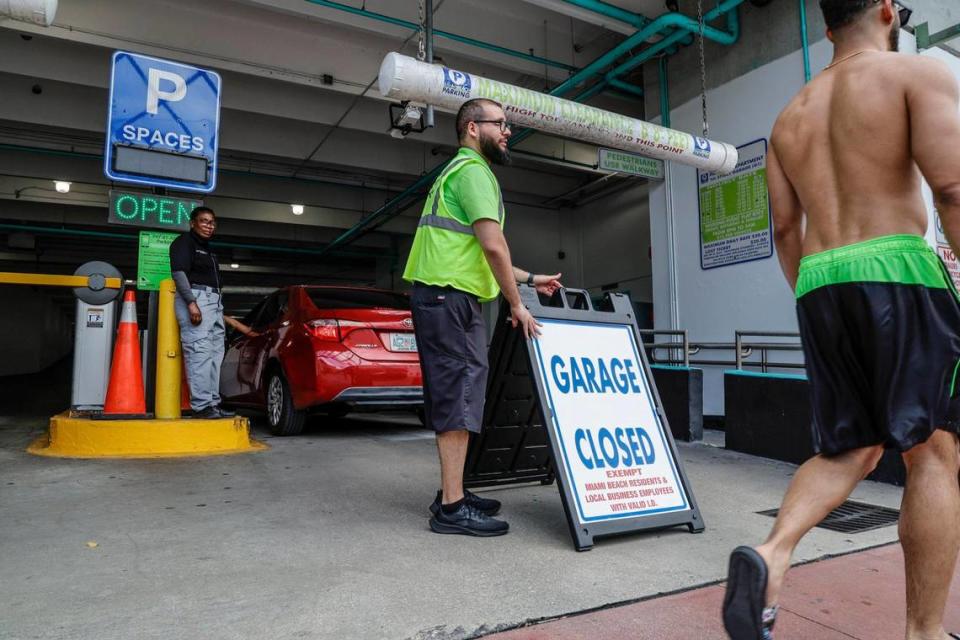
(105, 51), (221, 193)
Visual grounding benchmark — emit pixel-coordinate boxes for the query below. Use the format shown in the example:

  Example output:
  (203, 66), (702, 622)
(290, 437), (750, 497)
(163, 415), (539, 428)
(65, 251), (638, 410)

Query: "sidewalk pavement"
(483, 543), (960, 639)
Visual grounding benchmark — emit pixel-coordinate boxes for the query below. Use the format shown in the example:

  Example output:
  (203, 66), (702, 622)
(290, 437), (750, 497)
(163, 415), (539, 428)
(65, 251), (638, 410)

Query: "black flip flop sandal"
(723, 546), (778, 640)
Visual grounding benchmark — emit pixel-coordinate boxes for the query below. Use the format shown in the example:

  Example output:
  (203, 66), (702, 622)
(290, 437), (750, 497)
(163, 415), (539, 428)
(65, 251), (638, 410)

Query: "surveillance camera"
(397, 105), (423, 128)
(31, 84), (42, 95)
(388, 102), (426, 137)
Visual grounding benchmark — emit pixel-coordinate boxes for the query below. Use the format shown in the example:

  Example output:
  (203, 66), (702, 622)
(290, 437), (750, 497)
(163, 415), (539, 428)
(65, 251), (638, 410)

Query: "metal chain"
(697, 0), (709, 137)
(417, 0), (426, 61)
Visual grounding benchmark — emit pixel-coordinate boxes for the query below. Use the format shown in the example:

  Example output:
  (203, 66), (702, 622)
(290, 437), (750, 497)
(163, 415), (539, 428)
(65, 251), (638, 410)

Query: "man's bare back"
(767, 50), (960, 288)
(772, 51), (928, 255)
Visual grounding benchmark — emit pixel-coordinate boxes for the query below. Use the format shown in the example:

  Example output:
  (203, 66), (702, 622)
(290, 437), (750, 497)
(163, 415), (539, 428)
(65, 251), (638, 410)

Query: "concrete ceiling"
(0, 0), (660, 300)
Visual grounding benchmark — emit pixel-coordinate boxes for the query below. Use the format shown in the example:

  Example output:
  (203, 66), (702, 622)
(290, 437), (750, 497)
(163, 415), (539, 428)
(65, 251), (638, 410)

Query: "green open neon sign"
(108, 190), (202, 231)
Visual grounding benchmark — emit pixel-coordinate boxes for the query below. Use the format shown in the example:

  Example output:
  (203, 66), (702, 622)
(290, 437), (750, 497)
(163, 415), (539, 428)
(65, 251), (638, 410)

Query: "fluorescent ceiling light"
(291, 204), (304, 215)
(54, 180), (71, 193)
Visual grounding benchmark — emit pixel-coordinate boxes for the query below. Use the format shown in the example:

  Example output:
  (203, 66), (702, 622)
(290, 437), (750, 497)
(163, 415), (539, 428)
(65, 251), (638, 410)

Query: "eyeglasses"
(876, 0), (912, 26)
(472, 119), (511, 134)
(196, 219), (216, 227)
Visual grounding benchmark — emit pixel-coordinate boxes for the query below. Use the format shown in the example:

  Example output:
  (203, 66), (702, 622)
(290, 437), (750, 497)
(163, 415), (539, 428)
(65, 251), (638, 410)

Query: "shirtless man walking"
(722, 2), (960, 639)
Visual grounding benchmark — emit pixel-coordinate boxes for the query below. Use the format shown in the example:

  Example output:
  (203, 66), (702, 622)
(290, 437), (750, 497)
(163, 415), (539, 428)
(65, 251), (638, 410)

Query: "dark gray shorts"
(411, 283), (489, 434)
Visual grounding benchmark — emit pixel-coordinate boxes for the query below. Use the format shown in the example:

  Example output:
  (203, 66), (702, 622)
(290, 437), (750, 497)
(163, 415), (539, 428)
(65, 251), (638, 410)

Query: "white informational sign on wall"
(530, 319), (690, 523)
(697, 138), (773, 270)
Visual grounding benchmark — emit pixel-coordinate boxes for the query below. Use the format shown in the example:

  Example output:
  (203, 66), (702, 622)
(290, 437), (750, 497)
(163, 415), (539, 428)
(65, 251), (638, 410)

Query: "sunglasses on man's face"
(895, 2), (912, 26)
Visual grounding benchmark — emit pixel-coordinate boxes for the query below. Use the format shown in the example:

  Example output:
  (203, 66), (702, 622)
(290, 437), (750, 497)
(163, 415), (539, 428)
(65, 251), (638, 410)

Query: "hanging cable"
(697, 0), (709, 137)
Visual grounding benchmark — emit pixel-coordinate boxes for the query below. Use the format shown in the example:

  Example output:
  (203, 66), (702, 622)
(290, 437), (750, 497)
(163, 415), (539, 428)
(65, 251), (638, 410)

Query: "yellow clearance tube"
(156, 278), (182, 419)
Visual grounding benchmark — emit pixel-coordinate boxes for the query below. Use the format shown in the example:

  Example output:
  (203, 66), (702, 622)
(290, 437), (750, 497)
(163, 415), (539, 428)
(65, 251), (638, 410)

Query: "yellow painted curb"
(27, 413), (269, 459)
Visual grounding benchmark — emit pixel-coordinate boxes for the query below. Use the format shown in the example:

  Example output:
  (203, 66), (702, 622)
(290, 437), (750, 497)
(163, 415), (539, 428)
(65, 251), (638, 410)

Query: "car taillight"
(306, 319), (340, 341)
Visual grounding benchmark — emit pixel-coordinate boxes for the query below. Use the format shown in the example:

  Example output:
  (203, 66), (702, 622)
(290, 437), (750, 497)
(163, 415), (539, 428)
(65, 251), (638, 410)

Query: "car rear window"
(306, 289), (410, 310)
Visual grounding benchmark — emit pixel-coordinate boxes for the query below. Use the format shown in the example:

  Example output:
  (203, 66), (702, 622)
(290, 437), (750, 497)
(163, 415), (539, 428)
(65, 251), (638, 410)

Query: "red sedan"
(220, 286), (423, 436)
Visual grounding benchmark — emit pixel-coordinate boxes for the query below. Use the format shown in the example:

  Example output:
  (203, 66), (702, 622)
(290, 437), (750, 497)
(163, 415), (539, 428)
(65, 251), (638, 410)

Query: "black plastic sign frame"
(470, 286), (704, 551)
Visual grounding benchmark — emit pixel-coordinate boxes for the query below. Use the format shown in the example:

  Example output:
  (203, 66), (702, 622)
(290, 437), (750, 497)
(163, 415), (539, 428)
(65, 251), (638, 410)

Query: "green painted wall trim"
(725, 369), (808, 381)
(0, 223), (392, 259)
(651, 364), (703, 372)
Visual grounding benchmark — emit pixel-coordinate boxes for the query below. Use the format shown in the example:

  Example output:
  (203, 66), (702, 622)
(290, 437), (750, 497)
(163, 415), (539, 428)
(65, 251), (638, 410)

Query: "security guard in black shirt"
(169, 206), (234, 419)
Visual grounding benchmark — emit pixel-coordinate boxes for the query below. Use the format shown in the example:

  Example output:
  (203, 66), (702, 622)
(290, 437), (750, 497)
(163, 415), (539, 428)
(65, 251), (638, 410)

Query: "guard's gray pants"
(174, 289), (225, 411)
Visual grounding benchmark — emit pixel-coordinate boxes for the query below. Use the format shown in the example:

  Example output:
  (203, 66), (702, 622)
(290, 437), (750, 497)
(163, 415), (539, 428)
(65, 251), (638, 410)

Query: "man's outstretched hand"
(533, 273), (563, 297)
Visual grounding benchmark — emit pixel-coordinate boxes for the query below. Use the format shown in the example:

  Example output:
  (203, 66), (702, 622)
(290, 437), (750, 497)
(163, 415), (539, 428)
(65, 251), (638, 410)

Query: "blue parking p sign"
(105, 51), (222, 193)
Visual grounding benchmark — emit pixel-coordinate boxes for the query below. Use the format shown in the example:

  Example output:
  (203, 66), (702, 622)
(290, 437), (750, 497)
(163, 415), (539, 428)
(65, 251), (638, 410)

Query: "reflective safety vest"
(402, 151), (506, 302)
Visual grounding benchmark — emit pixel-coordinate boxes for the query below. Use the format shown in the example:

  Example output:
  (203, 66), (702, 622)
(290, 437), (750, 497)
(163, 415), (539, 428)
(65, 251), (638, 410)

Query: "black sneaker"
(194, 406), (220, 419)
(429, 490), (501, 517)
(216, 406), (236, 418)
(429, 503), (509, 537)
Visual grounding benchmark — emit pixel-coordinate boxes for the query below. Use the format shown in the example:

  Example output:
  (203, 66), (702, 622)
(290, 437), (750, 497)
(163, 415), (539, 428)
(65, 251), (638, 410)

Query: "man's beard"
(889, 20), (900, 52)
(480, 133), (511, 165)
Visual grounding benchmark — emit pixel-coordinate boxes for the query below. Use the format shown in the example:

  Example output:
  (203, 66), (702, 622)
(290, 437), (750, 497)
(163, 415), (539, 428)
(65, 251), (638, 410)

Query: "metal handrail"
(735, 331), (802, 372)
(639, 329), (688, 367)
(640, 329), (803, 372)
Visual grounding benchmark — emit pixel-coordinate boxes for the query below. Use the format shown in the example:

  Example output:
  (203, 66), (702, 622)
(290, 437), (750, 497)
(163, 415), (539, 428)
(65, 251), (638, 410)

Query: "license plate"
(389, 333), (417, 352)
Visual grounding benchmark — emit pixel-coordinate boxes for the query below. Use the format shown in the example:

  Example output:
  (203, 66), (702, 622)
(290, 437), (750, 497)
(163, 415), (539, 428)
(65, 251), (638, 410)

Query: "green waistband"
(795, 234), (951, 299)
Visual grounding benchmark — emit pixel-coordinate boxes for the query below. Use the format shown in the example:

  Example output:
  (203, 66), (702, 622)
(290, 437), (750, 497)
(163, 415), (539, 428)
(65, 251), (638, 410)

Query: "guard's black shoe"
(194, 406), (220, 419)
(429, 503), (509, 537)
(216, 406), (236, 418)
(429, 490), (501, 517)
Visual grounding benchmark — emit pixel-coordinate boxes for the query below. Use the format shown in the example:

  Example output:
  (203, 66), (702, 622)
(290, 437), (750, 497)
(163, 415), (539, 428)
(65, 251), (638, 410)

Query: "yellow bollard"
(156, 278), (182, 419)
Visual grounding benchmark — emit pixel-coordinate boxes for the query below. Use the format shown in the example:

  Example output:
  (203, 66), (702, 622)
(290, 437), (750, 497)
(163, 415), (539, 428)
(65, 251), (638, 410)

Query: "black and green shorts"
(796, 234), (960, 456)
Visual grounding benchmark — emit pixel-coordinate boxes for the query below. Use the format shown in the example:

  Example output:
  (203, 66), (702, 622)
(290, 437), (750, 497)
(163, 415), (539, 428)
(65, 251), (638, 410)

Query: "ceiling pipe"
(606, 78), (645, 97)
(659, 56), (671, 128)
(561, 0), (647, 29)
(303, 0), (577, 72)
(548, 0), (743, 100)
(379, 53), (736, 172)
(603, 2), (741, 82)
(0, 0), (56, 26)
(518, 0), (636, 35)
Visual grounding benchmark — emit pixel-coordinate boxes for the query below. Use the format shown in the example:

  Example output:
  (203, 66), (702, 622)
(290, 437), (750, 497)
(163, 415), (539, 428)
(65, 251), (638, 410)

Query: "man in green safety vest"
(404, 98), (562, 537)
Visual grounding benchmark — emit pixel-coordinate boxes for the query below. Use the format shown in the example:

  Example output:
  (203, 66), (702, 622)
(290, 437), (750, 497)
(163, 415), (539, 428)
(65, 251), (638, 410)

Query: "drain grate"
(757, 500), (900, 534)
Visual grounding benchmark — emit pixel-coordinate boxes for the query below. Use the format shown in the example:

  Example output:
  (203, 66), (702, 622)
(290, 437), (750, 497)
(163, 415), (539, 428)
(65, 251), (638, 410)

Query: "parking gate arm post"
(155, 279), (183, 419)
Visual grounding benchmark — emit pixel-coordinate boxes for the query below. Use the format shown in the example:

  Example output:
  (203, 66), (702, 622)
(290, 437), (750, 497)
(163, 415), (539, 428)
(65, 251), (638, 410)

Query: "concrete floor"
(0, 383), (911, 640)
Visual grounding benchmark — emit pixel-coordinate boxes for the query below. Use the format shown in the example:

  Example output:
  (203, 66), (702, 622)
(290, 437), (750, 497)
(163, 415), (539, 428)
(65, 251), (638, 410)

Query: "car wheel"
(266, 372), (306, 436)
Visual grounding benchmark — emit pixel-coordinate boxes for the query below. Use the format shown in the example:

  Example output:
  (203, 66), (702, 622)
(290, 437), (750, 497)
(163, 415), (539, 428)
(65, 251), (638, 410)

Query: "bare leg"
(755, 444), (884, 607)
(900, 430), (960, 640)
(436, 430), (470, 504)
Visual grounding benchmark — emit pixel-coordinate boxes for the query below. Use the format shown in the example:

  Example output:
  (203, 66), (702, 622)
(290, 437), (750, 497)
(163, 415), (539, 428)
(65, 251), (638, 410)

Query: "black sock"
(441, 498), (465, 514)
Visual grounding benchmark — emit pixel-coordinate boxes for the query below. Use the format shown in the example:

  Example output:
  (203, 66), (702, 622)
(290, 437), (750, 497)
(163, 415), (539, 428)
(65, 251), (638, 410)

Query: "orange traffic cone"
(103, 289), (147, 415)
